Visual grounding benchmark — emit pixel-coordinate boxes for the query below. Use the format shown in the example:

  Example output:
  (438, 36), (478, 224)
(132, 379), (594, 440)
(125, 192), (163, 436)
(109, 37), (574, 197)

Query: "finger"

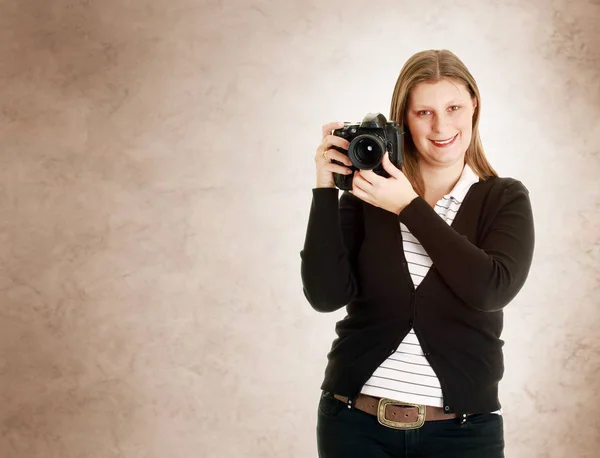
(381, 152), (400, 178)
(358, 168), (383, 185)
(352, 173), (372, 198)
(321, 121), (345, 140)
(321, 134), (351, 152)
(322, 157), (354, 175)
(327, 163), (354, 175)
(353, 171), (374, 190)
(351, 180), (370, 200)
(322, 148), (352, 167)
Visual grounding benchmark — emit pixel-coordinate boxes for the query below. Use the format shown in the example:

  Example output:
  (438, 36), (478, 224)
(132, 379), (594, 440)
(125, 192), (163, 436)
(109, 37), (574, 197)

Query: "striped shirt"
(359, 163), (502, 414)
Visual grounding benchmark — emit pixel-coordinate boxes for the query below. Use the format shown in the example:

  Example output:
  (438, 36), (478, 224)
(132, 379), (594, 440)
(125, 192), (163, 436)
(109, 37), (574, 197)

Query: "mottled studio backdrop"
(0, 0), (598, 457)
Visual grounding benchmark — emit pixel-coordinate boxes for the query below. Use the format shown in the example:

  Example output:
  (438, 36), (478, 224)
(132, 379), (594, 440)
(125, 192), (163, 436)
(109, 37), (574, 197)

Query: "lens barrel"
(348, 134), (386, 169)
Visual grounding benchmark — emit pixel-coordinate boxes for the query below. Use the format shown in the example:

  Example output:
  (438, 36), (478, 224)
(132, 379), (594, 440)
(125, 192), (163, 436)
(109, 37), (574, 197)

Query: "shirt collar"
(443, 163), (480, 204)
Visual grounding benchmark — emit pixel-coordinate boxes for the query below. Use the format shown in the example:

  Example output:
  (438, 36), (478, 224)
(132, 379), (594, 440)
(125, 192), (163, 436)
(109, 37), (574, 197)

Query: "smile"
(430, 133), (458, 147)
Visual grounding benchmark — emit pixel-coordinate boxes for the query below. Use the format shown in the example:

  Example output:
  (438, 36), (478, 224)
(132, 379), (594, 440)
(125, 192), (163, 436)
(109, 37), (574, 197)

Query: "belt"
(333, 393), (472, 430)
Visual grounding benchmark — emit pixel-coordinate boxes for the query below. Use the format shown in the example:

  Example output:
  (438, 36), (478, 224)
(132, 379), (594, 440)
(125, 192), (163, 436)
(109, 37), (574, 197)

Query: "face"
(405, 78), (477, 167)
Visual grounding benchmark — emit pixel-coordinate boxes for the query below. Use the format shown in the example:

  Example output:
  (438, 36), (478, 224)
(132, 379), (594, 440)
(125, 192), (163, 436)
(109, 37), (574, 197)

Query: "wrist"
(396, 193), (419, 215)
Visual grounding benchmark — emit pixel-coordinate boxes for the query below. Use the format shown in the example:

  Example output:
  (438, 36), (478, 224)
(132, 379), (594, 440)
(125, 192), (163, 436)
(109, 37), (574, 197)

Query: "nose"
(432, 112), (450, 133)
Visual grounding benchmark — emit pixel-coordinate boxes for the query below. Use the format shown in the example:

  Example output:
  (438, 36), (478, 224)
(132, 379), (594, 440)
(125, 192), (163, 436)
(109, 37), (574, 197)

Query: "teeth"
(432, 135), (456, 145)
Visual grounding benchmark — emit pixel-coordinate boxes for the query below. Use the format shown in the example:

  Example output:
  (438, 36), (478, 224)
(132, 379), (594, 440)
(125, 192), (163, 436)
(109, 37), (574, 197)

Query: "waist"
(332, 393), (473, 429)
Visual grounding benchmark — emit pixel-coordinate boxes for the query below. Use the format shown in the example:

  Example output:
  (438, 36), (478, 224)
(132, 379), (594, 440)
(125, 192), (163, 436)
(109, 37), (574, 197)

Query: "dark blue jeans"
(317, 391), (505, 458)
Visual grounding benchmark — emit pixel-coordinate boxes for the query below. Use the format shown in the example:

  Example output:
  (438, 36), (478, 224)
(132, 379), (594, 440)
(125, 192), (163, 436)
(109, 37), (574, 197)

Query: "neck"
(419, 160), (465, 205)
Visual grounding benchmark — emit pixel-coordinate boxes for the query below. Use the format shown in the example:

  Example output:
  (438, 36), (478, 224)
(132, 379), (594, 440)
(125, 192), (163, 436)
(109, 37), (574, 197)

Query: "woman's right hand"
(315, 121), (354, 188)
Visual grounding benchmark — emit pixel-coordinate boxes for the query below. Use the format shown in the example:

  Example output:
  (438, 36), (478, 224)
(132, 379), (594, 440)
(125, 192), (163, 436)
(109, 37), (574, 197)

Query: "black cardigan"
(300, 176), (535, 415)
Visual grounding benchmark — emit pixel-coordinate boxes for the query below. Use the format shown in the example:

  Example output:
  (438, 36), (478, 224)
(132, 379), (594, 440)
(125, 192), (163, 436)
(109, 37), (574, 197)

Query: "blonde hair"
(389, 49), (498, 197)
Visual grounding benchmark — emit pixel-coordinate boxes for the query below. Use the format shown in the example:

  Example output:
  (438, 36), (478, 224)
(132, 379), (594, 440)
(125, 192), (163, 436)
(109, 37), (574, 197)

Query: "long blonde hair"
(389, 49), (498, 196)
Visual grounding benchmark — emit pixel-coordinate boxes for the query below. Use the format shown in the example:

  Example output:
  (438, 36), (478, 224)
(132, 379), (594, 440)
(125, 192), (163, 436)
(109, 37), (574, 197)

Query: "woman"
(300, 49), (535, 457)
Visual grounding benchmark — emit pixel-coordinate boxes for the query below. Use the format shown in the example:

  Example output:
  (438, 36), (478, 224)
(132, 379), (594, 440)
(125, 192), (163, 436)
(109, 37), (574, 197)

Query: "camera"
(330, 113), (403, 191)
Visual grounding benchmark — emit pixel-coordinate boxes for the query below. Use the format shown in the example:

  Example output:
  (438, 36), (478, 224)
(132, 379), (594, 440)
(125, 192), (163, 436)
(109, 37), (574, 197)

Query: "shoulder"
(466, 176), (532, 220)
(468, 176), (533, 236)
(475, 176), (530, 197)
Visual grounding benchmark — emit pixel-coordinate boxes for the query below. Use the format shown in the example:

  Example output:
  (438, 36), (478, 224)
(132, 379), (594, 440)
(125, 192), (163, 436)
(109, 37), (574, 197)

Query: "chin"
(421, 148), (466, 166)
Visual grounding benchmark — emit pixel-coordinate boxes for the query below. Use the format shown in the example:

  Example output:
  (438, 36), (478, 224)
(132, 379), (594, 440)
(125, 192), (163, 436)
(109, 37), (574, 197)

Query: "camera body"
(331, 113), (403, 191)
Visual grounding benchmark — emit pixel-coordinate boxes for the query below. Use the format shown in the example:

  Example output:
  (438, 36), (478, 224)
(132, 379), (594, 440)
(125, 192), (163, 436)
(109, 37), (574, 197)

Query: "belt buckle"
(377, 398), (426, 430)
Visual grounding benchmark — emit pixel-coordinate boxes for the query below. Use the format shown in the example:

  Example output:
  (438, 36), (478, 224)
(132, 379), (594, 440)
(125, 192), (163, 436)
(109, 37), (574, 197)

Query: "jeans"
(317, 391), (505, 458)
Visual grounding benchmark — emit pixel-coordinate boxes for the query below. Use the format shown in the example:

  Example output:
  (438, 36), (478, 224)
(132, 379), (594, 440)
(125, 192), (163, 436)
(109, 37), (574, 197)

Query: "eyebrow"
(411, 101), (462, 110)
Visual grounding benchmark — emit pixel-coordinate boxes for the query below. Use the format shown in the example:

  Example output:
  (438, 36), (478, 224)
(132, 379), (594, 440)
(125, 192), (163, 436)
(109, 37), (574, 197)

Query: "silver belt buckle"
(377, 398), (426, 430)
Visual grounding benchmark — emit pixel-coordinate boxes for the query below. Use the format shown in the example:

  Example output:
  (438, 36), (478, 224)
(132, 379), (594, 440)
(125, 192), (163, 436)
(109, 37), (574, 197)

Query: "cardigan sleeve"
(399, 180), (535, 312)
(300, 188), (364, 312)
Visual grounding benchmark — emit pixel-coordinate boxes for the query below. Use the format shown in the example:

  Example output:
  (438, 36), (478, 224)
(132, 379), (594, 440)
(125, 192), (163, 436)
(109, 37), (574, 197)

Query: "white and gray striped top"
(359, 163), (502, 415)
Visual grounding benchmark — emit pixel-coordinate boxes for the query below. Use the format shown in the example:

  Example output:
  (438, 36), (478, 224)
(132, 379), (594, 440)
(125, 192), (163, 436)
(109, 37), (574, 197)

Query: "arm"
(399, 180), (535, 312)
(300, 188), (364, 312)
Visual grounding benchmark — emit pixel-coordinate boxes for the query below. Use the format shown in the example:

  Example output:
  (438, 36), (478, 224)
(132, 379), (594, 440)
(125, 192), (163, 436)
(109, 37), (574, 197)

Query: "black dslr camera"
(331, 113), (403, 190)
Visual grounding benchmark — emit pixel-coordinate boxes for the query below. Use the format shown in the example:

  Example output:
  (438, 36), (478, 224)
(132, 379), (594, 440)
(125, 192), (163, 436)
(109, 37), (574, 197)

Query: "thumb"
(382, 152), (401, 178)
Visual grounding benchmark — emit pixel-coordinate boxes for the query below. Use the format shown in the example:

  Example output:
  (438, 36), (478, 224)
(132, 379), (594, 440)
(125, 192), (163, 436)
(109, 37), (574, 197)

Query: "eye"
(449, 105), (461, 112)
(417, 110), (431, 116)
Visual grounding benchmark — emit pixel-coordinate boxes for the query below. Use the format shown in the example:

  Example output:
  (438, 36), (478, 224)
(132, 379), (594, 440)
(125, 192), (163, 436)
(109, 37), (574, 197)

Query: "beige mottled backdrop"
(0, 0), (598, 457)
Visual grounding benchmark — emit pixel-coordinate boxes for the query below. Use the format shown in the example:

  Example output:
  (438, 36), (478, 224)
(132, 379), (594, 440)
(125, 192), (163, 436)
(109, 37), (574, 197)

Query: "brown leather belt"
(333, 393), (472, 430)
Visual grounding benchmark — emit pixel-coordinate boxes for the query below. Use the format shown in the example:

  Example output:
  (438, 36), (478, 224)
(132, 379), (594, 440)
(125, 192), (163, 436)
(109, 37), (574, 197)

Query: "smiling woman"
(388, 51), (499, 204)
(301, 49), (535, 458)
(404, 79), (480, 205)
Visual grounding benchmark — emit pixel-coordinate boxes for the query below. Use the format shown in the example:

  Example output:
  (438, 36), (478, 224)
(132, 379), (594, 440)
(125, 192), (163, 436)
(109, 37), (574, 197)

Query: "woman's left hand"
(351, 152), (419, 215)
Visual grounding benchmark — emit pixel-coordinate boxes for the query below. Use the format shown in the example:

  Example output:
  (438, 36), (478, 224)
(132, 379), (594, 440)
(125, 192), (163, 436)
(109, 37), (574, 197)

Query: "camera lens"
(348, 134), (385, 169)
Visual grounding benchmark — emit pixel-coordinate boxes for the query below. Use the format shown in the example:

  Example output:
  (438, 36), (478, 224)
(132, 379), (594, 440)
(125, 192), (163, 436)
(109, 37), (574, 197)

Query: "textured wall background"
(0, 0), (598, 457)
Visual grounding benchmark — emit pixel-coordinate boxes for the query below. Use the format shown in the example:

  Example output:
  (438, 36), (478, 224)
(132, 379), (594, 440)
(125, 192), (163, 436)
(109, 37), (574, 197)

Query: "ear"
(471, 96), (478, 111)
